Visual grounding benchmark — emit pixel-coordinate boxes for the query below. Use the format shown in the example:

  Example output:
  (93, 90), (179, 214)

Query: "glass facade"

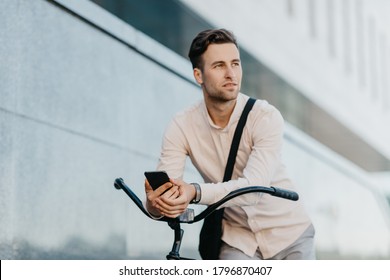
(91, 0), (390, 172)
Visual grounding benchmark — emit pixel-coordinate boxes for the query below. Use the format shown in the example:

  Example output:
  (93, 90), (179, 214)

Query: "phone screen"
(144, 171), (170, 190)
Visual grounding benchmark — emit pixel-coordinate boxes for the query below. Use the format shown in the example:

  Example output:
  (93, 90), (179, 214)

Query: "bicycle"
(113, 177), (299, 260)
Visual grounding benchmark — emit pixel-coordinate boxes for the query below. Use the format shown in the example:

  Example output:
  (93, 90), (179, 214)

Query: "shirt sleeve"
(199, 106), (285, 207)
(156, 117), (188, 179)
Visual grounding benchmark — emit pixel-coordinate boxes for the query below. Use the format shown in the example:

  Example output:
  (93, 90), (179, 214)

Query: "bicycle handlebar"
(113, 177), (299, 224)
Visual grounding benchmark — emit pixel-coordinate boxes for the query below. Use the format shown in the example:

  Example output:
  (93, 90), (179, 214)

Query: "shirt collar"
(203, 93), (246, 131)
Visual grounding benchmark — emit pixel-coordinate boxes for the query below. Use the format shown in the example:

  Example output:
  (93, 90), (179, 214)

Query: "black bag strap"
(198, 97), (256, 260)
(223, 97), (256, 182)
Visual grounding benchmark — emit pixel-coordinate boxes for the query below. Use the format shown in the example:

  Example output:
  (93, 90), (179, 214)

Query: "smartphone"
(144, 171), (170, 190)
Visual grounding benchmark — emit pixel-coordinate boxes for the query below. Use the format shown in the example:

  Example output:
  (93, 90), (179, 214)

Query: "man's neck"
(205, 98), (237, 128)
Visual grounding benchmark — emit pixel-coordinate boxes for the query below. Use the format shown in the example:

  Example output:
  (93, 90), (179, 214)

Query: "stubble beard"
(203, 84), (240, 104)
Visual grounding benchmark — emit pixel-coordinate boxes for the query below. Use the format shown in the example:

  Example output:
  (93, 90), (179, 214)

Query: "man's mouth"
(223, 82), (237, 87)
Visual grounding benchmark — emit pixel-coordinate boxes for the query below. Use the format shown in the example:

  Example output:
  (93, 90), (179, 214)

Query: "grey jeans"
(219, 224), (316, 260)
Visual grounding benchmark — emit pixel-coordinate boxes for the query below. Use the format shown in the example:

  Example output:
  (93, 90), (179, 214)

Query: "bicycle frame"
(113, 177), (299, 260)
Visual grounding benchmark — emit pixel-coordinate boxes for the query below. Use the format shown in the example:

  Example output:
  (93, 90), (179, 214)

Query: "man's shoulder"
(254, 99), (278, 112)
(244, 95), (279, 115)
(240, 94), (283, 125)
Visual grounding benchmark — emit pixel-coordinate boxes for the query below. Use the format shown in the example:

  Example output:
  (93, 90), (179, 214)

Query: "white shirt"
(157, 93), (312, 259)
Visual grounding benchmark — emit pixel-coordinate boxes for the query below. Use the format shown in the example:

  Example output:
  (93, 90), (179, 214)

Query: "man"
(145, 29), (315, 260)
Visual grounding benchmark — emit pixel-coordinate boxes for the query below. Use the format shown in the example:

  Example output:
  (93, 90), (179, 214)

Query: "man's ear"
(193, 68), (203, 85)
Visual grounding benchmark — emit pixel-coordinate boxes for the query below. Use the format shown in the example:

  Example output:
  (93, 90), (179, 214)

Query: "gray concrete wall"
(0, 0), (202, 259)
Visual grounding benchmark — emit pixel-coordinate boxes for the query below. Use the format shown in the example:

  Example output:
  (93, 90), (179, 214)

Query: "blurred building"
(1, 0), (390, 259)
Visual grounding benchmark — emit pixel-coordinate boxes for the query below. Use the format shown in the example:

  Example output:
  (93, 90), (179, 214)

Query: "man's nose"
(225, 66), (236, 79)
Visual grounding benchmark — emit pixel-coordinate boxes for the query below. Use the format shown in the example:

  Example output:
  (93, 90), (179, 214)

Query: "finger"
(146, 180), (160, 202)
(154, 182), (174, 196)
(145, 179), (153, 192)
(171, 178), (184, 187)
(160, 185), (179, 199)
(156, 198), (187, 213)
(159, 206), (187, 218)
(160, 193), (188, 207)
(169, 189), (180, 199)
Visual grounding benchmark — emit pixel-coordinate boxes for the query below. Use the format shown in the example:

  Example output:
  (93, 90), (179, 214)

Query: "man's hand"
(145, 178), (179, 218)
(145, 178), (196, 218)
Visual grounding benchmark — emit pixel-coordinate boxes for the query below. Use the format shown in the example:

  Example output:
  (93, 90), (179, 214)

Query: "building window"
(308, 0), (316, 38)
(326, 0), (336, 57)
(378, 34), (389, 112)
(342, 0), (351, 74)
(368, 17), (378, 100)
(380, 36), (389, 111)
(355, 0), (366, 88)
(286, 0), (294, 17)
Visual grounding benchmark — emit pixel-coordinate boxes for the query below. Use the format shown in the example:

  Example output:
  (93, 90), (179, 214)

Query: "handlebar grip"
(270, 187), (299, 201)
(114, 179), (123, 190)
(113, 178), (182, 223)
(113, 178), (153, 218)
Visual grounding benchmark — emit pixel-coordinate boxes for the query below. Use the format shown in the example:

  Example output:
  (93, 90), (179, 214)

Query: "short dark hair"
(188, 28), (238, 70)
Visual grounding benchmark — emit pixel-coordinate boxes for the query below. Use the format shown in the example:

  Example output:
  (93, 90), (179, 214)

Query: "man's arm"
(199, 106), (286, 207)
(145, 118), (191, 218)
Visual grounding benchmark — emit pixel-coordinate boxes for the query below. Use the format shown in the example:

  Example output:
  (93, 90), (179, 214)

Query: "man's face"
(194, 43), (242, 102)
